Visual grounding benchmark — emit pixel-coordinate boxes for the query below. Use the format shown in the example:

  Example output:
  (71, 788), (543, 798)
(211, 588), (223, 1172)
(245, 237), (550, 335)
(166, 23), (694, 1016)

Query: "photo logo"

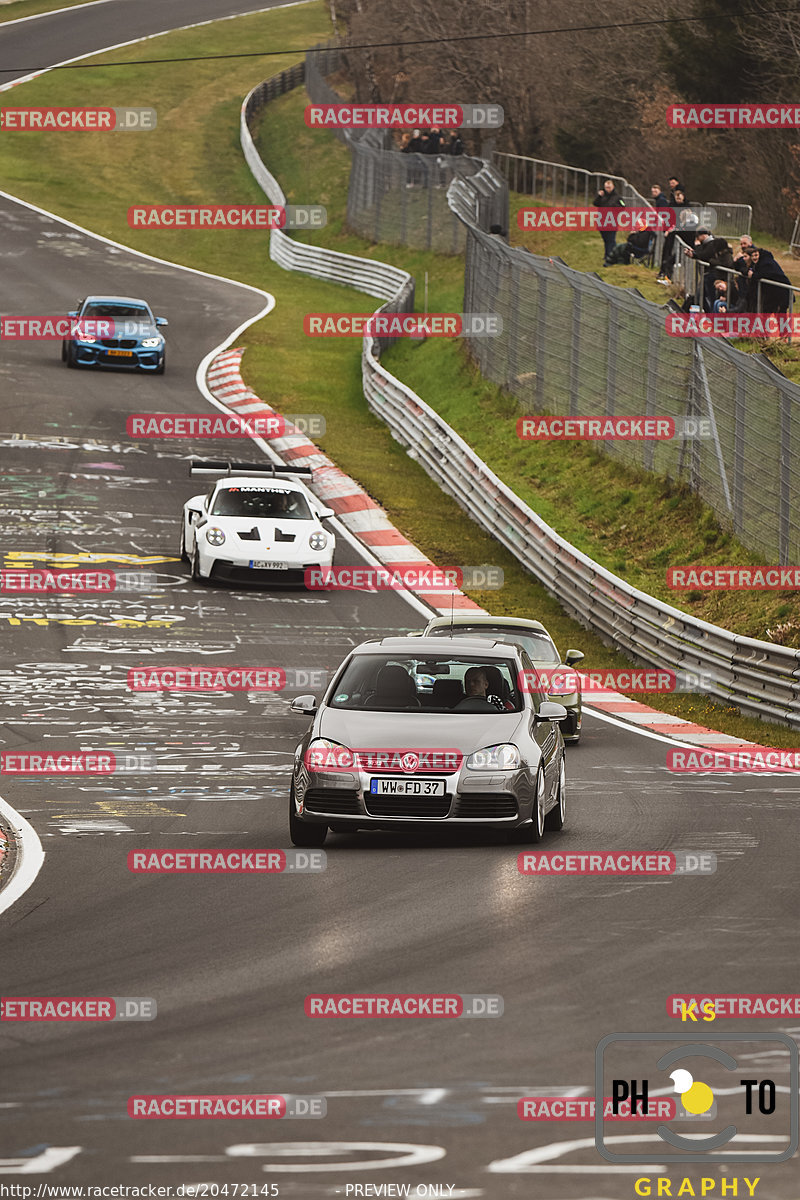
(305, 566), (468, 591)
(667, 314), (800, 340)
(0, 569), (156, 593)
(669, 995), (800, 1020)
(128, 849), (325, 874)
(304, 746), (462, 773)
(305, 993), (502, 1017)
(595, 1032), (799, 1163)
(518, 852), (716, 876)
(1, 997), (156, 1020)
(304, 103), (503, 128)
(668, 104), (800, 128)
(517, 207), (675, 232)
(0, 107), (156, 131)
(304, 313), (502, 338)
(128, 1095), (326, 1119)
(126, 414), (284, 438)
(128, 205), (286, 229)
(668, 566), (800, 591)
(517, 416), (675, 441)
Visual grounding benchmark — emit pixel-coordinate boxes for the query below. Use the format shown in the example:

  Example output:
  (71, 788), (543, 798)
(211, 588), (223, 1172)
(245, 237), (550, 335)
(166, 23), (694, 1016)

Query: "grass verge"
(0, 1), (797, 743)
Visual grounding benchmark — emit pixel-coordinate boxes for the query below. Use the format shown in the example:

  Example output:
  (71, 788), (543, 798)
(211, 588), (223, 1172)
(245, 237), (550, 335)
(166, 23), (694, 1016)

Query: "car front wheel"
(289, 782), (327, 847)
(191, 546), (206, 584)
(180, 524), (190, 563)
(511, 766), (546, 844)
(545, 757), (566, 831)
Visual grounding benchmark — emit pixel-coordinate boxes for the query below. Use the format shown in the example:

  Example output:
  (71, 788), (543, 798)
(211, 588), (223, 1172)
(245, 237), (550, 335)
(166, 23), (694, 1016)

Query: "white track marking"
(0, 793), (45, 917)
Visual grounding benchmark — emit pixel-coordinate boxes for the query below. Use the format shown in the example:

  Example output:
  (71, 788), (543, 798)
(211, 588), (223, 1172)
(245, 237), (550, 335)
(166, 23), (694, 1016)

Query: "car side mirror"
(316, 506), (334, 520)
(535, 701), (568, 723)
(67, 310), (78, 318)
(156, 316), (168, 327)
(290, 695), (318, 715)
(564, 649), (584, 665)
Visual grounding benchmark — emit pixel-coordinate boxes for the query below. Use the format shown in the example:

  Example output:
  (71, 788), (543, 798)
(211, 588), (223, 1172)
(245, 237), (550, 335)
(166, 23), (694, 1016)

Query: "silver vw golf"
(289, 636), (568, 846)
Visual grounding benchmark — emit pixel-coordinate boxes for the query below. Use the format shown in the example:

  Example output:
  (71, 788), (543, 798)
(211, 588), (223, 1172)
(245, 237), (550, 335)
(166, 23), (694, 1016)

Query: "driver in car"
(455, 666), (498, 713)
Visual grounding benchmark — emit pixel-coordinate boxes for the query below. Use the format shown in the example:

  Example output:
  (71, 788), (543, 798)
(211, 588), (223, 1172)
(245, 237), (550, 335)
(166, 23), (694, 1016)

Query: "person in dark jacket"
(402, 129), (423, 154)
(747, 247), (793, 313)
(593, 179), (625, 265)
(447, 130), (464, 156)
(650, 184), (670, 207)
(686, 229), (735, 310)
(668, 176), (683, 204)
(657, 189), (693, 281)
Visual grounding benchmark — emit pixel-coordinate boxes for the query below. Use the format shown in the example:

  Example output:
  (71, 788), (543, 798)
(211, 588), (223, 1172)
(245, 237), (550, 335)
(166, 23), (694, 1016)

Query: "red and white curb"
(579, 675), (771, 751)
(206, 348), (483, 616)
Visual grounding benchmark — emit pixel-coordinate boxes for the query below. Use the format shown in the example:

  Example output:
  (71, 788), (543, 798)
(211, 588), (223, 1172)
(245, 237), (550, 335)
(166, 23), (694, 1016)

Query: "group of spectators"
(398, 127), (465, 189)
(399, 128), (464, 157)
(593, 176), (794, 314)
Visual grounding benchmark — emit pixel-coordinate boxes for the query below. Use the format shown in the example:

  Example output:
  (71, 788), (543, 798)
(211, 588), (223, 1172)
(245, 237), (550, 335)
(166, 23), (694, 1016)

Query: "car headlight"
(466, 743), (522, 770)
(141, 337), (163, 348)
(80, 335), (97, 344)
(205, 527), (226, 547)
(304, 738), (354, 771)
(309, 531), (328, 551)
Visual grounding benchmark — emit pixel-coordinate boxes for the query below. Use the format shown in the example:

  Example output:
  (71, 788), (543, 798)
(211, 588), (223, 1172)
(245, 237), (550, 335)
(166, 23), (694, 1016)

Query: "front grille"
(304, 788), (360, 815)
(99, 338), (138, 348)
(364, 792), (451, 818)
(454, 793), (517, 819)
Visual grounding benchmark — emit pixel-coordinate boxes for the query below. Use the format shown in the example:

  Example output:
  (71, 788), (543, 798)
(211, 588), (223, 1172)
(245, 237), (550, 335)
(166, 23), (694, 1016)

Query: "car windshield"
(328, 654), (523, 713)
(210, 486), (312, 520)
(82, 303), (152, 320)
(427, 625), (561, 664)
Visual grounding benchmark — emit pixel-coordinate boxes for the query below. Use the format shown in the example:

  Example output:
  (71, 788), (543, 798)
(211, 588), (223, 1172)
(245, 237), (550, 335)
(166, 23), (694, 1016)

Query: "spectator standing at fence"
(593, 179), (625, 266)
(427, 127), (443, 154)
(668, 176), (683, 203)
(685, 229), (735, 310)
(650, 183), (670, 207)
(448, 130), (464, 156)
(733, 234), (754, 276)
(747, 247), (792, 313)
(402, 128), (423, 189)
(657, 189), (693, 281)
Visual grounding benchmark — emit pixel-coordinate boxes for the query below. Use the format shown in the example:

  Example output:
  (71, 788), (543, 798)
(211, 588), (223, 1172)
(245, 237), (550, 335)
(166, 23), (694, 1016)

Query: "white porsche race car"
(181, 460), (335, 585)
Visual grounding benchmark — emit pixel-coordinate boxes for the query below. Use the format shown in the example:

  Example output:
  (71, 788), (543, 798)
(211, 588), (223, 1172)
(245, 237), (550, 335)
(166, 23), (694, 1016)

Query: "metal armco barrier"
(241, 60), (800, 730)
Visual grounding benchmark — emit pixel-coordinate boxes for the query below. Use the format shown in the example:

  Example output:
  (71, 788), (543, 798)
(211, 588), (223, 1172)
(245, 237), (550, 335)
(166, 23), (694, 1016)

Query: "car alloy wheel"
(512, 765), (546, 844)
(545, 756), (566, 831)
(191, 546), (206, 584)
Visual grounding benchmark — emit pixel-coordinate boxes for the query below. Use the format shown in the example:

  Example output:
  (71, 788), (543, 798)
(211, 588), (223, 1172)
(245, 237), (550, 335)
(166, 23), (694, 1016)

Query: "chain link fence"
(305, 45), (505, 254)
(449, 168), (800, 564)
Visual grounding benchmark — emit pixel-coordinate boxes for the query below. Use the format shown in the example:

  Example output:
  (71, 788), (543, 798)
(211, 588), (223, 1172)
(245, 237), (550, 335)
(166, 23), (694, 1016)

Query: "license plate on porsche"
(369, 778), (446, 797)
(250, 560), (289, 570)
(107, 349), (134, 357)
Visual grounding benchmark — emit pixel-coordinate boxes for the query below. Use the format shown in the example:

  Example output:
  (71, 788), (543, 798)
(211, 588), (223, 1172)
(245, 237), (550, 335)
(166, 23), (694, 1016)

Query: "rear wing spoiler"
(190, 459), (313, 478)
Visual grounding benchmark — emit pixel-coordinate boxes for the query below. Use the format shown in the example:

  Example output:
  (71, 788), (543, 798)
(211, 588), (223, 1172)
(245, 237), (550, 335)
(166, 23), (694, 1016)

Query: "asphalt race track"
(0, 6), (798, 1199)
